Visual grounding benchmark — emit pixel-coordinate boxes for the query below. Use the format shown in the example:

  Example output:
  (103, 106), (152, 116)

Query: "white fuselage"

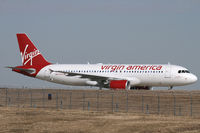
(36, 64), (197, 88)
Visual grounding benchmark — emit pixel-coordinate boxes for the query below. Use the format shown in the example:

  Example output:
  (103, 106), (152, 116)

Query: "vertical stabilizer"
(17, 33), (50, 67)
(14, 33), (51, 77)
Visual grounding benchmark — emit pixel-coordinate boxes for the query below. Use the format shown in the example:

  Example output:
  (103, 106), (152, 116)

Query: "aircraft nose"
(190, 74), (198, 83)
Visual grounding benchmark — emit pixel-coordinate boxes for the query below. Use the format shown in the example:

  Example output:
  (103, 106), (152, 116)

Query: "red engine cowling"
(109, 80), (130, 90)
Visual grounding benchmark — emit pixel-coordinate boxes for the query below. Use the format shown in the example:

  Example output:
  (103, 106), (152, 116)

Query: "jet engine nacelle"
(109, 80), (130, 90)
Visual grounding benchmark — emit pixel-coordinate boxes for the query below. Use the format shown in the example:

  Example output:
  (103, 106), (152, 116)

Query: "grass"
(1, 107), (200, 133)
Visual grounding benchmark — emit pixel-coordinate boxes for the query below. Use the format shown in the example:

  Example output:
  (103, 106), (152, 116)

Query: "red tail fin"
(15, 33), (51, 77)
(17, 33), (50, 66)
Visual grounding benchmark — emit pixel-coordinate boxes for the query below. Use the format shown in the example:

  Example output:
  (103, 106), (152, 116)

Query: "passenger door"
(164, 65), (171, 78)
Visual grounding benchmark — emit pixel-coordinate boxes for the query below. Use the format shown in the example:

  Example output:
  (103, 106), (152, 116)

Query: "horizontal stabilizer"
(6, 66), (36, 74)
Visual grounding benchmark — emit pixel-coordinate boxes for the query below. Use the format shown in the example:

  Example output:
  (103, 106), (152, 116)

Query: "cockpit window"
(178, 70), (190, 73)
(185, 70), (190, 73)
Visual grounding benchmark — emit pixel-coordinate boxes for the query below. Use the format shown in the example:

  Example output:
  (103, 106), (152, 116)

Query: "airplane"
(7, 33), (198, 90)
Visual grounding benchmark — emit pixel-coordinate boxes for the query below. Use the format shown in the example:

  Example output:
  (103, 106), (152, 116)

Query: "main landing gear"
(168, 86), (173, 90)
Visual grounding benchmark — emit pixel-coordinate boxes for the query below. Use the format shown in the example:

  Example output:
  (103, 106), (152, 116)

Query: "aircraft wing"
(49, 69), (141, 86)
(49, 69), (118, 81)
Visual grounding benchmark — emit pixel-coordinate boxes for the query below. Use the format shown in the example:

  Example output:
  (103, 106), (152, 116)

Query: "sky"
(0, 0), (200, 90)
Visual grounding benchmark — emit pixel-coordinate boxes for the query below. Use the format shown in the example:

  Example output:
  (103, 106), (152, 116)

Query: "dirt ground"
(1, 107), (200, 133)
